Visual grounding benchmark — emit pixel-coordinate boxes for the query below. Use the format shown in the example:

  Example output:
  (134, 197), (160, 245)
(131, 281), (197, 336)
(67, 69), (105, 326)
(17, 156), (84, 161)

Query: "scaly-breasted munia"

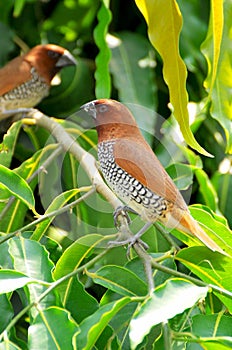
(82, 99), (226, 255)
(0, 44), (76, 117)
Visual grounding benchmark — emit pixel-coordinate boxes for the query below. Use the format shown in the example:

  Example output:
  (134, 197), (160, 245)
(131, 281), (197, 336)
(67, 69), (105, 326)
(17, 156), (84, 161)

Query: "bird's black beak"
(80, 100), (97, 119)
(56, 50), (77, 68)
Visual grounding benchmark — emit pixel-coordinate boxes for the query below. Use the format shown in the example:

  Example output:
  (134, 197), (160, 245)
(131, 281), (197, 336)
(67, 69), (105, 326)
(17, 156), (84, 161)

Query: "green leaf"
(31, 188), (90, 241)
(195, 168), (218, 211)
(0, 241), (13, 269)
(13, 0), (26, 17)
(108, 31), (157, 145)
(0, 294), (14, 333)
(176, 247), (232, 312)
(9, 237), (57, 318)
(202, 1), (232, 153)
(166, 162), (193, 190)
(129, 278), (208, 349)
(189, 205), (232, 254)
(0, 341), (22, 350)
(0, 147), (47, 232)
(93, 0), (112, 98)
(171, 205), (232, 253)
(177, 1), (208, 73)
(53, 234), (106, 303)
(95, 325), (121, 350)
(0, 164), (35, 210)
(134, 0), (211, 157)
(212, 171), (232, 227)
(86, 265), (148, 297)
(108, 31), (157, 109)
(0, 121), (21, 167)
(191, 314), (232, 347)
(40, 59), (95, 116)
(0, 269), (33, 293)
(62, 277), (99, 324)
(202, 0), (223, 95)
(74, 297), (132, 350)
(0, 22), (15, 64)
(28, 307), (79, 350)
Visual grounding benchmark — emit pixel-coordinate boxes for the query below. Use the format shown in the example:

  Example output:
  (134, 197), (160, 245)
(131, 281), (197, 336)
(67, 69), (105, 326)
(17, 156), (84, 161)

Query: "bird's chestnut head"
(24, 44), (76, 82)
(81, 99), (141, 142)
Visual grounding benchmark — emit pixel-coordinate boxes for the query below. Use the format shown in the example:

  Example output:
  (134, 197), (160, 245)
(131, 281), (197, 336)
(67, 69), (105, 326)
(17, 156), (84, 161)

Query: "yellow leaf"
(203, 0), (224, 94)
(134, 0), (212, 157)
(202, 0), (232, 153)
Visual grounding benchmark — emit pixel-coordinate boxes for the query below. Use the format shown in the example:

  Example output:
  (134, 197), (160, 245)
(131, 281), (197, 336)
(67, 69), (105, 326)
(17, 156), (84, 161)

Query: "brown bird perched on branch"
(82, 99), (226, 255)
(0, 44), (76, 118)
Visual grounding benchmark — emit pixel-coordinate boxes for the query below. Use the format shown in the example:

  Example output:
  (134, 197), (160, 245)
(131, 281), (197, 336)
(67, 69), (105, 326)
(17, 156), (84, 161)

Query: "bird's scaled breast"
(0, 67), (49, 110)
(98, 140), (168, 222)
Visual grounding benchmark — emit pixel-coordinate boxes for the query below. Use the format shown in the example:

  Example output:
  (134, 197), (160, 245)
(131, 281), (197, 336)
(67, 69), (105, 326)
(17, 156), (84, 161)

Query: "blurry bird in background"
(82, 99), (227, 255)
(0, 44), (76, 120)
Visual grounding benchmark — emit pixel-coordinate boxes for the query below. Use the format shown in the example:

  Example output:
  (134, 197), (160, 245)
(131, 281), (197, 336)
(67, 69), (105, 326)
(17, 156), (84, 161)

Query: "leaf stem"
(0, 186), (96, 245)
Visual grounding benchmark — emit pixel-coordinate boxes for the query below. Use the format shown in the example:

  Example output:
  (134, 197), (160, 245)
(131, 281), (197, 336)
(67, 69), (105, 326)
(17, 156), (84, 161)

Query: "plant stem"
(0, 186), (96, 245)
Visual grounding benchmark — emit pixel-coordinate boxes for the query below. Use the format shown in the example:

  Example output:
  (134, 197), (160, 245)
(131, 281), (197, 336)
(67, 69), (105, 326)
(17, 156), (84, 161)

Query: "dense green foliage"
(0, 0), (232, 349)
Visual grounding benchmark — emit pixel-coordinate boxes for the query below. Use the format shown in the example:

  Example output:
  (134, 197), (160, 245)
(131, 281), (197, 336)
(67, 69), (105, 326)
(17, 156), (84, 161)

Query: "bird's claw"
(111, 208), (151, 256)
(113, 205), (137, 229)
(108, 236), (149, 253)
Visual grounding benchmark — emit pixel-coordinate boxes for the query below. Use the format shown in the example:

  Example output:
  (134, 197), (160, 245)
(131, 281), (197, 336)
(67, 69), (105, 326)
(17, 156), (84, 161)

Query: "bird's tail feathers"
(180, 213), (227, 256)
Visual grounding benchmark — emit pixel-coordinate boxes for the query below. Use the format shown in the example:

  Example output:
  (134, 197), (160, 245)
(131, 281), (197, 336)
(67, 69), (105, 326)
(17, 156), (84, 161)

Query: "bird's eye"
(98, 105), (108, 113)
(47, 50), (61, 59)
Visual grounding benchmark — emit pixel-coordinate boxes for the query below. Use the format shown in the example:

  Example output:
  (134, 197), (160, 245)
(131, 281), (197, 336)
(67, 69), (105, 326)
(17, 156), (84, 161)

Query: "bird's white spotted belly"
(98, 141), (168, 222)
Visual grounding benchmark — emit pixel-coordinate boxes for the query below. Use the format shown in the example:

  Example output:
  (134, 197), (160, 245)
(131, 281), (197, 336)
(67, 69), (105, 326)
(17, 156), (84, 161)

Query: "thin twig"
(133, 243), (155, 292)
(151, 258), (232, 299)
(0, 186), (96, 245)
(27, 145), (63, 183)
(0, 145), (62, 222)
(154, 222), (181, 251)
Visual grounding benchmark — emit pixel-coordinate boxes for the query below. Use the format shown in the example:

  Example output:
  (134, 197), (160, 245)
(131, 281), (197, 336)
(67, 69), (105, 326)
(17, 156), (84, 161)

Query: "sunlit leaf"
(166, 162), (193, 190)
(0, 146), (55, 232)
(176, 247), (232, 312)
(93, 0), (112, 98)
(190, 205), (232, 255)
(191, 314), (232, 348)
(108, 31), (157, 145)
(134, 0), (211, 156)
(86, 265), (148, 296)
(202, 1), (232, 153)
(31, 187), (92, 241)
(0, 341), (22, 350)
(108, 32), (156, 109)
(13, 0), (26, 17)
(53, 234), (106, 302)
(9, 237), (57, 318)
(0, 121), (21, 167)
(0, 269), (33, 293)
(171, 205), (232, 255)
(195, 168), (218, 211)
(0, 164), (35, 210)
(28, 307), (79, 350)
(74, 297), (132, 350)
(129, 278), (208, 349)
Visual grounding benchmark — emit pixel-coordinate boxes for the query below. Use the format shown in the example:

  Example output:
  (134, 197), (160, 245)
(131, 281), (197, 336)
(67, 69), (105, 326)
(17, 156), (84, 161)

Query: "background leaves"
(0, 0), (232, 349)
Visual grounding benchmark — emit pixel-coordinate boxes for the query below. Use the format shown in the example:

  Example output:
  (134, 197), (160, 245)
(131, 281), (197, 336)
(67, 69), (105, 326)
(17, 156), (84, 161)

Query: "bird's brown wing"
(0, 57), (31, 96)
(114, 138), (187, 210)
